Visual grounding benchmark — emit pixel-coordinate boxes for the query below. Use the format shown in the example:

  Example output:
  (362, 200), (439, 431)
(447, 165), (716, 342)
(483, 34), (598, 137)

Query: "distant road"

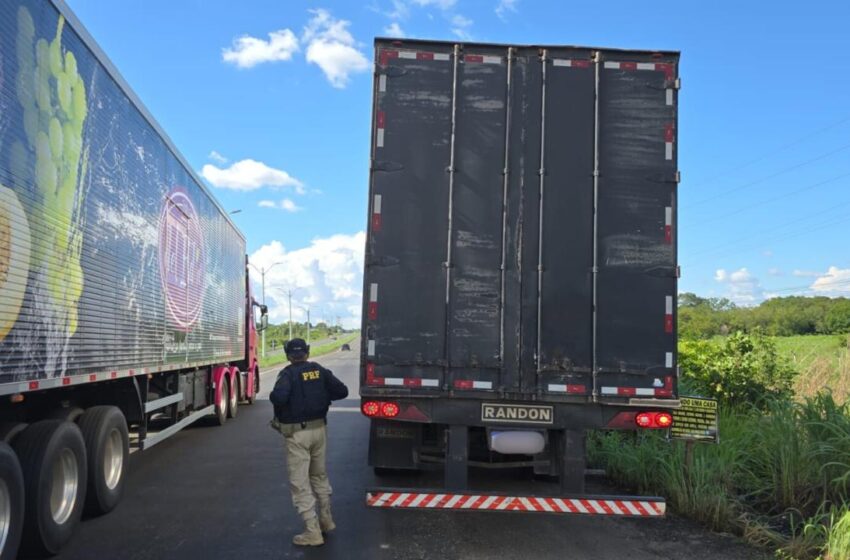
(54, 337), (764, 560)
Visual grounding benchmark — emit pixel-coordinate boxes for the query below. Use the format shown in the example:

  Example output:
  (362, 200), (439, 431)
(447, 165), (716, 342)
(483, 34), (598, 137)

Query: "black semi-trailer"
(360, 39), (681, 515)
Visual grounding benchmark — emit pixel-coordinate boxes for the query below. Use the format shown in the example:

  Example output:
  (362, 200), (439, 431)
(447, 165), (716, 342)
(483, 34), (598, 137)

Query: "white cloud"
(768, 267), (783, 277)
(412, 0), (457, 8)
(810, 267), (850, 295)
(258, 198), (303, 213)
(793, 269), (821, 278)
(384, 22), (406, 37)
(715, 267), (764, 305)
(208, 150), (228, 164)
(762, 249), (774, 258)
(249, 232), (366, 329)
(451, 14), (474, 39)
(222, 29), (300, 68)
(303, 9), (369, 88)
(201, 159), (304, 192)
(495, 0), (518, 20)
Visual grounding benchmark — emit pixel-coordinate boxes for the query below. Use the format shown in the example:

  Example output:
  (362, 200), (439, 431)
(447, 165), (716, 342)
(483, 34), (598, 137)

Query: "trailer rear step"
(366, 489), (665, 517)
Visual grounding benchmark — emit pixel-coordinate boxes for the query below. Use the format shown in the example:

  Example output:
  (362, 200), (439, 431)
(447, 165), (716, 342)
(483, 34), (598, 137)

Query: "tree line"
(678, 294), (850, 338)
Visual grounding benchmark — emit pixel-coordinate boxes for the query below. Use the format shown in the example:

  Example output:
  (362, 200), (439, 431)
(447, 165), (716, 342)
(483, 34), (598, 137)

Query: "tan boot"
(292, 516), (324, 546)
(318, 500), (336, 532)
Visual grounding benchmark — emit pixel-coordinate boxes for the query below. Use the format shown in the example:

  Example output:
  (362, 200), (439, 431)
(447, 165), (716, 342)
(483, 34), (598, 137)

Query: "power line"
(691, 170), (850, 227)
(687, 115), (850, 189)
(685, 141), (850, 207)
(684, 197), (850, 261)
(767, 277), (850, 295)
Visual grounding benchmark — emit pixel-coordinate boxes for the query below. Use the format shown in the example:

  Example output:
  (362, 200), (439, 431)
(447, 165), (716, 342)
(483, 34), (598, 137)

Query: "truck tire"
(245, 370), (255, 405)
(0, 442), (24, 560)
(13, 420), (87, 556)
(213, 382), (228, 426)
(78, 407), (128, 516)
(227, 376), (238, 419)
(49, 407), (85, 423)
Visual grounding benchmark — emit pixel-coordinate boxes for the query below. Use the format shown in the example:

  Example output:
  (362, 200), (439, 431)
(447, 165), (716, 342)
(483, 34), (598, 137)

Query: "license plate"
(481, 403), (554, 425)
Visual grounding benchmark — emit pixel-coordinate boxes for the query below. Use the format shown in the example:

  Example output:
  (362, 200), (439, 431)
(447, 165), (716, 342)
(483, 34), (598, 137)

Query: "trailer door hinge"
(676, 170), (681, 183)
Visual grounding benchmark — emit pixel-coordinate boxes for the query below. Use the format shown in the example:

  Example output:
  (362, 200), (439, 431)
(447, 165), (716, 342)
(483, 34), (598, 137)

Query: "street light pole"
(248, 261), (285, 358)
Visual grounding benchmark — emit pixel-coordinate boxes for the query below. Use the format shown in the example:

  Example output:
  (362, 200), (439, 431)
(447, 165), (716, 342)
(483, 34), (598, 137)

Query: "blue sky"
(65, 0), (850, 324)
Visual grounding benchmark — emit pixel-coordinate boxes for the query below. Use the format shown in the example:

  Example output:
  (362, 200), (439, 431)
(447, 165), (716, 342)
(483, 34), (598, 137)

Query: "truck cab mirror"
(261, 304), (268, 315)
(257, 314), (269, 332)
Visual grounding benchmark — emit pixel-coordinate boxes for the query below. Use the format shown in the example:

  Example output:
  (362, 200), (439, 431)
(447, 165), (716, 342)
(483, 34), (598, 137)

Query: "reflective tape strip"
(374, 194), (383, 214)
(603, 61), (620, 69)
(547, 384), (587, 394)
(367, 339), (375, 356)
(383, 378), (404, 386)
(366, 492), (665, 516)
(433, 53), (451, 61)
(465, 54), (501, 64)
(600, 386), (617, 396)
(552, 58), (591, 68)
(637, 62), (655, 71)
(398, 51), (417, 59)
(370, 283), (379, 302)
(421, 378), (440, 387)
(376, 128), (385, 148)
(372, 194), (383, 232)
(665, 352), (673, 368)
(665, 142), (673, 160)
(635, 388), (655, 396)
(473, 380), (492, 390)
(665, 295), (673, 314)
(378, 74), (387, 92)
(666, 89), (673, 106)
(665, 123), (674, 160)
(665, 206), (673, 243)
(665, 296), (674, 333)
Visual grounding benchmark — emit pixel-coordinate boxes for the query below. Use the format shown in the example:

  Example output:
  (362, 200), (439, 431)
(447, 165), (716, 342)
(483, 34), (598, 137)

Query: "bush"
(679, 331), (797, 408)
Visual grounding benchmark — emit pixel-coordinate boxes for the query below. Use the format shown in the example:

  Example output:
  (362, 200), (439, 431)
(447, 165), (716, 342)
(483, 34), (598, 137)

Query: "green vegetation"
(259, 330), (358, 369)
(262, 321), (348, 352)
(679, 294), (850, 339)
(590, 331), (850, 559)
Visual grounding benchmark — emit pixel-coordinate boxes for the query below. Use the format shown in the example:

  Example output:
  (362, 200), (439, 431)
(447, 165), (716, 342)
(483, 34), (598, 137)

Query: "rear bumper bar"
(366, 489), (666, 517)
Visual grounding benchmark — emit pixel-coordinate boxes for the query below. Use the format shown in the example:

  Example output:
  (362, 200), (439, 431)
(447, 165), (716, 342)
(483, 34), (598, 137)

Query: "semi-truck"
(361, 38), (681, 514)
(0, 0), (267, 556)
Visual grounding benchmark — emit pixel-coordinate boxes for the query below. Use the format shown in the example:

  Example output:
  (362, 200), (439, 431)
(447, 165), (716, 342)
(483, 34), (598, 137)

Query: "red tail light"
(635, 411), (674, 429)
(655, 412), (673, 427)
(635, 412), (654, 428)
(381, 402), (400, 418)
(362, 401), (380, 417)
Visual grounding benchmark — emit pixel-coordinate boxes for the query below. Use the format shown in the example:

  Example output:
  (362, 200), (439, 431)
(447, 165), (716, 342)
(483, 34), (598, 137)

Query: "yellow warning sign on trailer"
(671, 396), (719, 443)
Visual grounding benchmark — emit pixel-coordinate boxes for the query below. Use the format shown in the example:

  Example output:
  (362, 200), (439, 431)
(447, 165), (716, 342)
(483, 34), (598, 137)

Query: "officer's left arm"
(269, 369), (292, 406)
(322, 367), (349, 401)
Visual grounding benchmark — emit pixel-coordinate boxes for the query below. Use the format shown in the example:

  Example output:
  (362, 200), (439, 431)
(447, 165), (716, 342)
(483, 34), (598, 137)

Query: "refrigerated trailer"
(0, 0), (267, 556)
(361, 39), (681, 514)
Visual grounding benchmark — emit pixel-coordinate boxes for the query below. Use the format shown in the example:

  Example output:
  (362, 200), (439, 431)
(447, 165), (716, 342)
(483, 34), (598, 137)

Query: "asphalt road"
(52, 341), (764, 560)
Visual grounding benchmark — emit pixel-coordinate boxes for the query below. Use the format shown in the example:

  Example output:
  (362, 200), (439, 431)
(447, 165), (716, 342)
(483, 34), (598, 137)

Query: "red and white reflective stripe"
(366, 492), (665, 516)
(604, 61), (674, 79)
(376, 111), (385, 148)
(0, 361), (222, 397)
(552, 58), (591, 68)
(664, 123), (674, 160)
(453, 380), (493, 390)
(665, 295), (673, 333)
(372, 194), (383, 232)
(380, 49), (451, 65)
(366, 375), (439, 388)
(664, 206), (672, 244)
(547, 384), (587, 394)
(369, 283), (378, 320)
(464, 54), (501, 64)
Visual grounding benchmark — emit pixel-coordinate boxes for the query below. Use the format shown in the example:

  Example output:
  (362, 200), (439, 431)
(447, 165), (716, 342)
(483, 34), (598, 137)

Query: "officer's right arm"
(269, 369), (292, 406)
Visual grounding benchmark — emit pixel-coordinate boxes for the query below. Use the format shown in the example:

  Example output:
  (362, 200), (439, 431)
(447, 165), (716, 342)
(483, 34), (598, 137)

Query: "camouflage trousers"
(281, 424), (333, 519)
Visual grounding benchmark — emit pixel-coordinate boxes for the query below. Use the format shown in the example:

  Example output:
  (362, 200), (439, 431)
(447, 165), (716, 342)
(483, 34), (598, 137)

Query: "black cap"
(285, 338), (310, 358)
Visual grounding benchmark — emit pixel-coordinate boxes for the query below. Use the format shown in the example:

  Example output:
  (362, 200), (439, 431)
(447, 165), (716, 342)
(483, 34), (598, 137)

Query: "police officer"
(270, 338), (348, 547)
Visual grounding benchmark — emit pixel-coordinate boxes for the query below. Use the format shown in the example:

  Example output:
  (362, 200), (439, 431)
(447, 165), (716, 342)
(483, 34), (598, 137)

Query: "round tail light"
(635, 412), (653, 428)
(362, 401), (380, 417)
(381, 402), (400, 418)
(655, 412), (673, 427)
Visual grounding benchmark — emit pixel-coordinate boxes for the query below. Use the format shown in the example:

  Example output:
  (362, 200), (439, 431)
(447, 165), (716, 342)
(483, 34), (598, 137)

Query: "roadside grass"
(259, 331), (359, 370)
(589, 393), (850, 559)
(775, 335), (850, 404)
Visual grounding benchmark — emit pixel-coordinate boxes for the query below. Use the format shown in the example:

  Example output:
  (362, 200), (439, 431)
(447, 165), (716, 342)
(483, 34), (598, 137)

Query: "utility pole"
(299, 305), (311, 344)
(248, 261), (284, 358)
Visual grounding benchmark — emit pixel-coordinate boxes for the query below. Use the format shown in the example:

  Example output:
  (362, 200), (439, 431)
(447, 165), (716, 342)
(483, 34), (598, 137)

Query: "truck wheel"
(213, 382), (228, 426)
(78, 407), (128, 516)
(13, 420), (87, 556)
(227, 376), (238, 419)
(0, 442), (24, 560)
(49, 407), (85, 423)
